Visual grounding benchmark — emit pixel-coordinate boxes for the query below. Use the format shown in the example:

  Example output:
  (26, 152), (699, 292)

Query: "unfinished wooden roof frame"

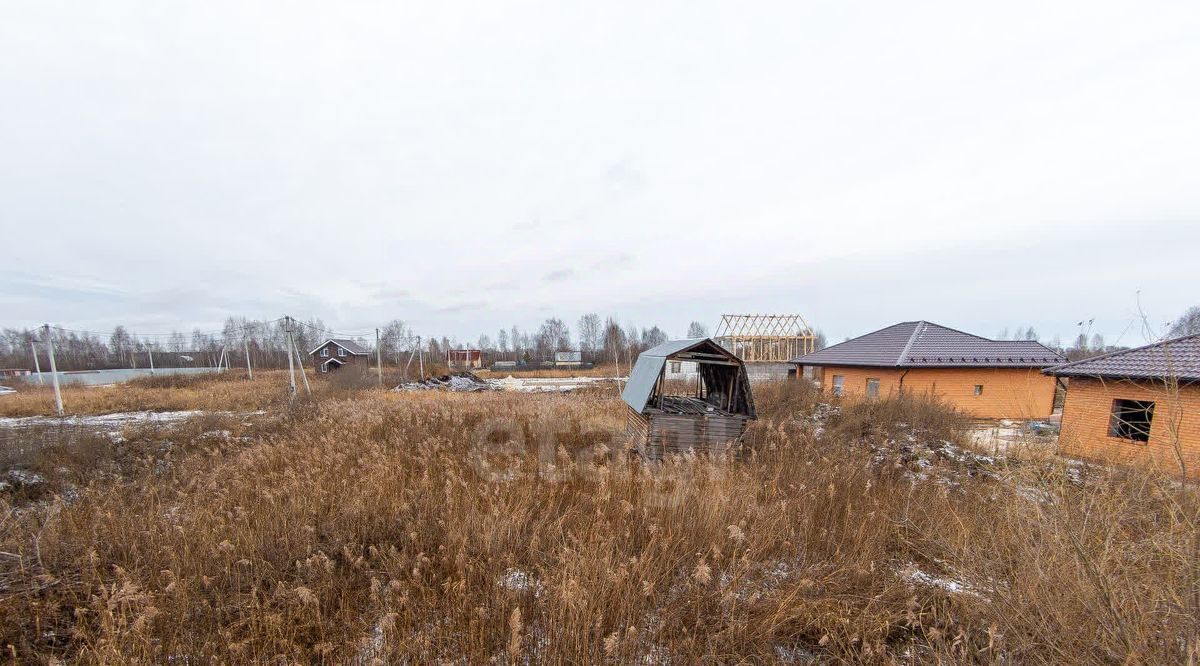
(714, 314), (817, 363)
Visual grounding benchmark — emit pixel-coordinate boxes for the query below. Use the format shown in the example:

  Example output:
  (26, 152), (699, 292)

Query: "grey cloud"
(543, 268), (576, 282)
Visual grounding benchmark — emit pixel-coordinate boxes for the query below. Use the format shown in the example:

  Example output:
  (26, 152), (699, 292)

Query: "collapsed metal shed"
(622, 338), (756, 459)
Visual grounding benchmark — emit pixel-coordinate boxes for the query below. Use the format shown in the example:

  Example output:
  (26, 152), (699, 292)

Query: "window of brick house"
(1109, 399), (1154, 442)
(866, 378), (880, 398)
(670, 361), (681, 373)
(338, 347), (347, 357)
(831, 375), (845, 396)
(321, 348), (329, 357)
(974, 385), (983, 396)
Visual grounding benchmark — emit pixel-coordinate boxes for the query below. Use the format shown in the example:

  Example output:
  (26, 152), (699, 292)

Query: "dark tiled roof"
(791, 321), (1064, 368)
(309, 338), (371, 356)
(1045, 333), (1200, 382)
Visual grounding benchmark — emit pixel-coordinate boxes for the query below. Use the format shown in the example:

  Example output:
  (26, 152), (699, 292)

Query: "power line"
(34, 316), (416, 346)
(47, 318), (286, 339)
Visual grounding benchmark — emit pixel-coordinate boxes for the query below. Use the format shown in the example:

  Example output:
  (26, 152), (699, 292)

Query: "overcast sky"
(2, 1), (1197, 347)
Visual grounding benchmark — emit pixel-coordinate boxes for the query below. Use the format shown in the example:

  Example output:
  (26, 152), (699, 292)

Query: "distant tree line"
(42, 303), (1200, 374)
(1, 314), (693, 372)
(478, 314), (673, 366)
(0, 317), (347, 373)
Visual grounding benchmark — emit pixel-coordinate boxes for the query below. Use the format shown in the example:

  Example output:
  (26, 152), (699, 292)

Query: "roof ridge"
(895, 320), (925, 366)
(923, 321), (992, 342)
(799, 321), (915, 357)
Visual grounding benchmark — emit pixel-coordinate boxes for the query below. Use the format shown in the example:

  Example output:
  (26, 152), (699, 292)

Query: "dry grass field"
(0, 371), (296, 418)
(0, 379), (1197, 663)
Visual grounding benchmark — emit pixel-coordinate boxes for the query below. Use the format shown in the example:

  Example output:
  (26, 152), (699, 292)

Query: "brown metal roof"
(1045, 333), (1200, 382)
(791, 321), (1064, 368)
(308, 338), (371, 356)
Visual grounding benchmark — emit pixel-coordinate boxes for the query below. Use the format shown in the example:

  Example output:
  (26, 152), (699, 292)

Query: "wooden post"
(285, 317), (297, 396)
(30, 340), (43, 385)
(148, 346), (155, 375)
(43, 325), (63, 416)
(244, 335), (253, 379)
(289, 331), (311, 396)
(402, 344), (415, 381)
(376, 328), (383, 387)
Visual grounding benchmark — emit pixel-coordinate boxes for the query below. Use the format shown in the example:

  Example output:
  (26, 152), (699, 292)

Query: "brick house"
(309, 338), (371, 372)
(791, 321), (1064, 419)
(447, 349), (483, 369)
(1046, 333), (1200, 478)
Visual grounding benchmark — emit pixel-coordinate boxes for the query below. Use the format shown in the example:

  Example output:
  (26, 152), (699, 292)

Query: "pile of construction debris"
(490, 375), (618, 393)
(802, 402), (1000, 484)
(394, 372), (495, 393)
(395, 372), (621, 394)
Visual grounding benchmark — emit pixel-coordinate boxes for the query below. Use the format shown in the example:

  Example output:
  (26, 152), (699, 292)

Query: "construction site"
(713, 314), (818, 382)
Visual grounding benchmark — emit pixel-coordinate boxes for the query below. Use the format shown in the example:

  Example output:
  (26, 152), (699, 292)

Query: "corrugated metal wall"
(744, 363), (793, 383)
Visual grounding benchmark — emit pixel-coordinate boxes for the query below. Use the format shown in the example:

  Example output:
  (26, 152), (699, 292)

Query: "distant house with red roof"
(791, 321), (1064, 419)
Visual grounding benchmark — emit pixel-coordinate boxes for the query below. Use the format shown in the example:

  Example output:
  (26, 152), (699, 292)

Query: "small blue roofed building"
(622, 338), (756, 459)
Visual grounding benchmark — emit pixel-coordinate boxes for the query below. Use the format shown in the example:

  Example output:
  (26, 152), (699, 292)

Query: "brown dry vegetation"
(0, 382), (1198, 663)
(0, 372), (295, 418)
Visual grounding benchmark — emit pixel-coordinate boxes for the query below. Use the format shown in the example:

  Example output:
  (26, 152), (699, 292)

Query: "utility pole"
(30, 340), (43, 385)
(244, 335), (253, 380)
(285, 317), (297, 396)
(418, 337), (424, 379)
(376, 328), (383, 387)
(289, 330), (311, 396)
(43, 325), (63, 416)
(148, 345), (155, 375)
(402, 338), (415, 381)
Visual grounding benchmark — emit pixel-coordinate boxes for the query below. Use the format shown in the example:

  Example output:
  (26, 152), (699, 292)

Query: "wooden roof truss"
(714, 314), (816, 363)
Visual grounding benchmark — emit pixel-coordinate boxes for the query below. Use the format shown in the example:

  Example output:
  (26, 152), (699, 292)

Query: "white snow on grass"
(489, 376), (620, 393)
(899, 562), (987, 600)
(497, 568), (545, 597)
(0, 410), (210, 430)
(0, 410), (265, 437)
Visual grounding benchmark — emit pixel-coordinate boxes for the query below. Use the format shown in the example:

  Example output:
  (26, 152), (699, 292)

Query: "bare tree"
(813, 329), (828, 351)
(536, 318), (571, 359)
(109, 326), (133, 366)
(602, 317), (624, 366)
(641, 326), (668, 349)
(686, 321), (708, 338)
(577, 313), (601, 360)
(1170, 306), (1200, 337)
(510, 325), (522, 358)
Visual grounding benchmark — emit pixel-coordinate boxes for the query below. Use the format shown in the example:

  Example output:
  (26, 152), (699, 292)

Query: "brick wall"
(808, 365), (1057, 419)
(1058, 377), (1200, 477)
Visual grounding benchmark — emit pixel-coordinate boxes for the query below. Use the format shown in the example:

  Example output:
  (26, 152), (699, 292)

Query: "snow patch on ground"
(490, 376), (620, 393)
(0, 468), (47, 492)
(497, 568), (545, 597)
(0, 410), (211, 431)
(899, 563), (987, 600)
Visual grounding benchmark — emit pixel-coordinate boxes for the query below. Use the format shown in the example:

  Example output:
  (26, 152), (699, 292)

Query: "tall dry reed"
(0, 384), (1195, 663)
